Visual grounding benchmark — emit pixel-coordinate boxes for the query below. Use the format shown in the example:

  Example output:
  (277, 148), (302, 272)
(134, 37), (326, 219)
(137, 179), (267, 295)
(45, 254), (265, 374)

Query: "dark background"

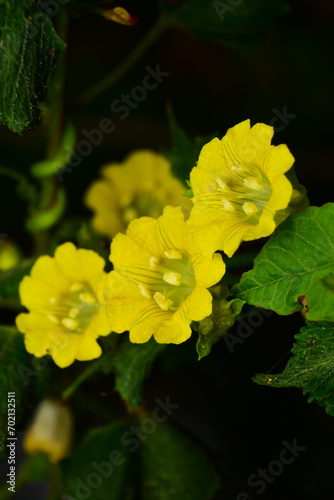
(1, 0), (334, 498)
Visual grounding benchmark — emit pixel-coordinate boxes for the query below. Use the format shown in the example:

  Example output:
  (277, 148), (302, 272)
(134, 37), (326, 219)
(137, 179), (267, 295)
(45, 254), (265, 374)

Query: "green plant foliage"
(0, 260), (33, 301)
(140, 420), (221, 500)
(196, 297), (245, 360)
(57, 421), (134, 500)
(254, 322), (334, 416)
(165, 106), (217, 182)
(166, 0), (290, 53)
(0, 327), (33, 458)
(0, 0), (66, 132)
(105, 338), (165, 408)
(56, 418), (221, 500)
(232, 204), (334, 321)
(63, 337), (165, 409)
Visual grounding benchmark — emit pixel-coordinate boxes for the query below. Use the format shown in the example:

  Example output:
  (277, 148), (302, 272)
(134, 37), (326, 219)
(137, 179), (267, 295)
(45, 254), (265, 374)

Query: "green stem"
(72, 14), (168, 109)
(0, 166), (36, 202)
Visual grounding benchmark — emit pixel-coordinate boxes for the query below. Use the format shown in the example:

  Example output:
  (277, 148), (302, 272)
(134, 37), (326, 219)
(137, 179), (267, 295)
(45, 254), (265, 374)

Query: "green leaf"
(320, 273), (334, 294)
(25, 187), (66, 233)
(254, 322), (334, 416)
(165, 106), (217, 182)
(167, 0), (290, 54)
(30, 121), (77, 177)
(62, 336), (165, 409)
(57, 421), (134, 500)
(55, 417), (221, 500)
(0, 327), (32, 458)
(0, 0), (66, 132)
(0, 260), (33, 298)
(108, 338), (165, 408)
(232, 204), (334, 321)
(140, 420), (221, 500)
(196, 297), (245, 360)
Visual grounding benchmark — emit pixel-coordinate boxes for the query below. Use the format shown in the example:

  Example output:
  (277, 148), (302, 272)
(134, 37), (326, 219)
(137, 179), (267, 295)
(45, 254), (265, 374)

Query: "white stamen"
(123, 207), (138, 224)
(69, 308), (79, 319)
(243, 202), (259, 215)
(153, 292), (173, 311)
(230, 165), (243, 173)
(61, 318), (78, 330)
(70, 282), (83, 292)
(163, 272), (181, 286)
(48, 315), (59, 324)
(164, 250), (182, 260)
(217, 177), (228, 190)
(207, 183), (216, 193)
(139, 283), (152, 299)
(221, 198), (235, 212)
(150, 257), (159, 269)
(244, 177), (263, 191)
(79, 293), (96, 304)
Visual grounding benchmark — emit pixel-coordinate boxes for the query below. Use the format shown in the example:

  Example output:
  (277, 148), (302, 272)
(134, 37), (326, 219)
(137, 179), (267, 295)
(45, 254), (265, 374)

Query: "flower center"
(121, 251), (196, 312)
(47, 283), (99, 333)
(122, 193), (164, 225)
(205, 164), (272, 224)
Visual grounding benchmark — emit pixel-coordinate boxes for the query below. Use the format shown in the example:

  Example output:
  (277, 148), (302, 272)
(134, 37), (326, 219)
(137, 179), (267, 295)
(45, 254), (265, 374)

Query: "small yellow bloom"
(104, 7), (137, 26)
(24, 400), (73, 463)
(105, 206), (225, 344)
(0, 239), (21, 271)
(16, 242), (111, 368)
(84, 150), (192, 239)
(187, 119), (299, 257)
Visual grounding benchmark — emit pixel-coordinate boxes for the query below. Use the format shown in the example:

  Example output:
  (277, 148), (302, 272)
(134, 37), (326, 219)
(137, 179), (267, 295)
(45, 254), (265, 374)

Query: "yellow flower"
(104, 206), (225, 344)
(16, 242), (111, 368)
(84, 150), (192, 239)
(24, 399), (73, 463)
(187, 119), (299, 257)
(104, 7), (137, 26)
(0, 239), (21, 271)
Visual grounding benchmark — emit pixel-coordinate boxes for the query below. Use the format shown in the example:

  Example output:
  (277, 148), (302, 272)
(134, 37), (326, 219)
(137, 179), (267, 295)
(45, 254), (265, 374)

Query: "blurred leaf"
(196, 297), (245, 360)
(140, 420), (221, 499)
(232, 204), (334, 321)
(0, 259), (33, 309)
(30, 121), (77, 178)
(165, 106), (217, 182)
(63, 336), (165, 409)
(25, 187), (66, 233)
(0, 0), (66, 133)
(0, 327), (32, 458)
(54, 416), (221, 500)
(254, 322), (334, 416)
(167, 0), (290, 54)
(57, 421), (134, 500)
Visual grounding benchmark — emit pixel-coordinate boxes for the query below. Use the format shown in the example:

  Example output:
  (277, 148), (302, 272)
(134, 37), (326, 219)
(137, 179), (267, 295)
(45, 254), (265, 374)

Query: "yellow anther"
(217, 177), (228, 191)
(123, 207), (138, 224)
(139, 283), (152, 299)
(69, 308), (79, 319)
(221, 198), (235, 212)
(70, 283), (83, 292)
(244, 177), (263, 191)
(153, 292), (173, 311)
(48, 315), (59, 324)
(79, 293), (96, 304)
(242, 202), (259, 216)
(150, 257), (159, 269)
(163, 272), (181, 286)
(61, 318), (78, 331)
(164, 250), (182, 260)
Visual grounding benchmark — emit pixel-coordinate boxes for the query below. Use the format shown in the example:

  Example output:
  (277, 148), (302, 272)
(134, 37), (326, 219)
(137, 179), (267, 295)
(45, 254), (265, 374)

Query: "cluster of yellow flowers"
(16, 120), (305, 368)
